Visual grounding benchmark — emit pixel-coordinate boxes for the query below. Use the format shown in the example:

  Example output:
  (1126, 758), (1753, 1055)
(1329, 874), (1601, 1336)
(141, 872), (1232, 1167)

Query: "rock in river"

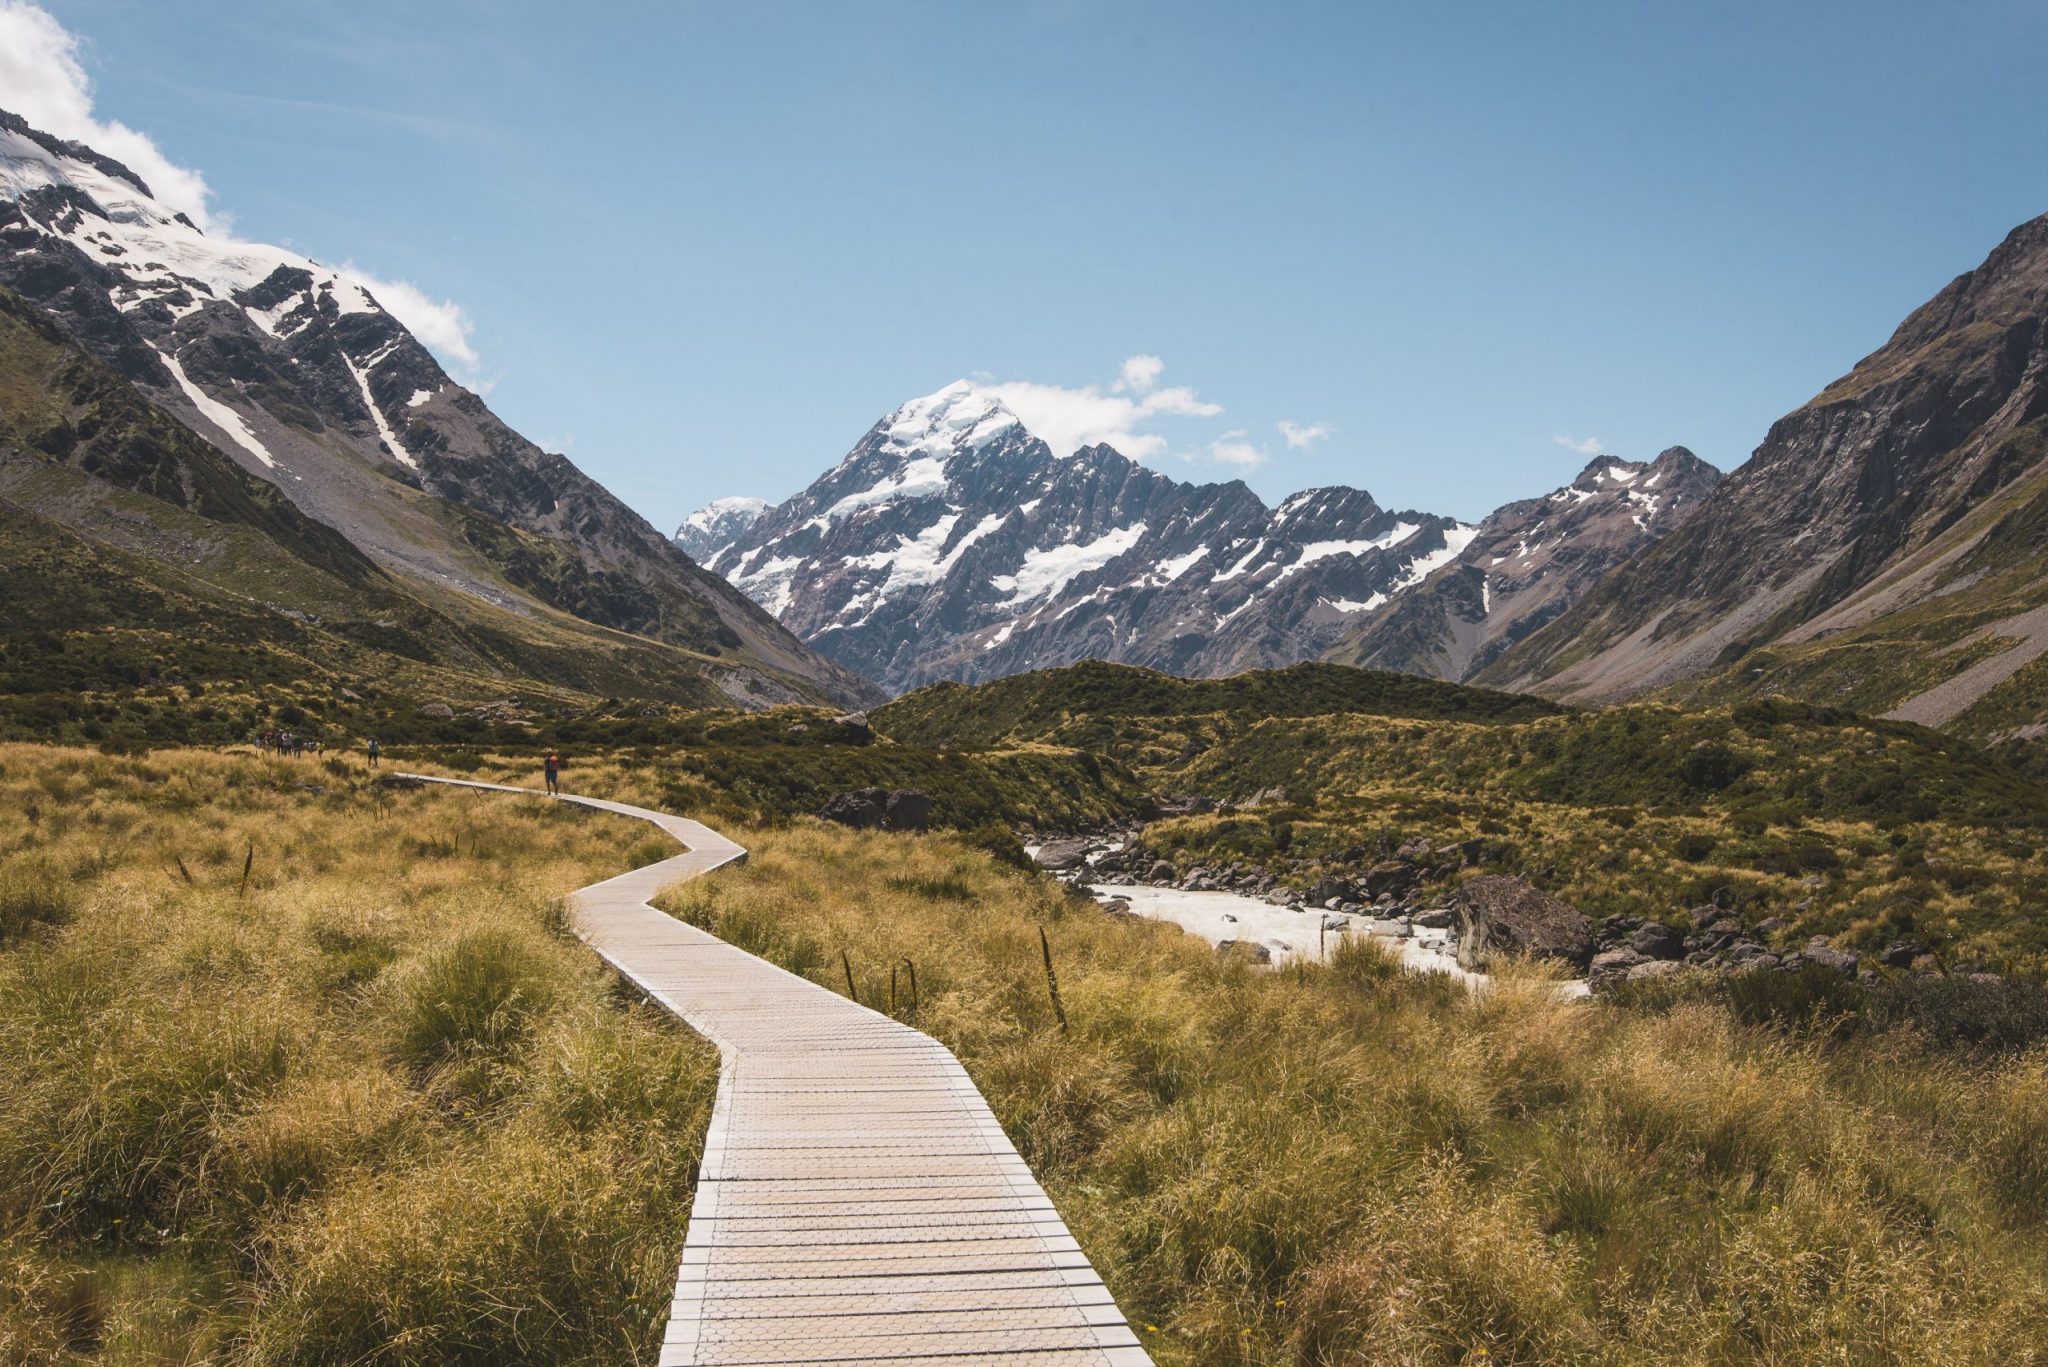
(1032, 838), (1093, 871)
(1453, 875), (1596, 971)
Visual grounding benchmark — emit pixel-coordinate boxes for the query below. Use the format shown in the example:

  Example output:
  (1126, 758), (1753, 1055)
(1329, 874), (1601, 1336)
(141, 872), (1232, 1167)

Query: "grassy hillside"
(1162, 698), (2048, 967)
(8, 750), (2039, 1367)
(876, 660), (1563, 758)
(400, 712), (1146, 836)
(878, 665), (2048, 969)
(9, 743), (2040, 1364)
(1662, 445), (2048, 771)
(661, 823), (2048, 1366)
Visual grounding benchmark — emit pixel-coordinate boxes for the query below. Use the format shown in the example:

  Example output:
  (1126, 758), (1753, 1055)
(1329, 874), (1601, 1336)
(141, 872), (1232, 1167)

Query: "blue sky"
(14, 0), (2048, 527)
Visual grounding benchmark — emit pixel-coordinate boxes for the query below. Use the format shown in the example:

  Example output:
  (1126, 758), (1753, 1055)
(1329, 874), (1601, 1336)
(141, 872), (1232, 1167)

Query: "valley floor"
(3, 744), (2046, 1365)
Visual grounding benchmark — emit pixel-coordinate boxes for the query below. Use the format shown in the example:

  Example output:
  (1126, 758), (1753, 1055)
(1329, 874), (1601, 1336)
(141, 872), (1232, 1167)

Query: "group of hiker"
(257, 729), (323, 757)
(251, 731), (562, 793)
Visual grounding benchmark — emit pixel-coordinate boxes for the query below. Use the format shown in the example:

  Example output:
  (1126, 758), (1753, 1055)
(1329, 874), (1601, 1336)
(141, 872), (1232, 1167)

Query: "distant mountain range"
(7, 100), (2042, 762)
(0, 107), (876, 717)
(682, 207), (2048, 763)
(679, 384), (1717, 695)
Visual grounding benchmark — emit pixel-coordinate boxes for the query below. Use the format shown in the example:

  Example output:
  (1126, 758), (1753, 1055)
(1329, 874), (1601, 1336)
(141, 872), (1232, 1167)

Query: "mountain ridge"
(1480, 211), (2048, 756)
(688, 380), (1488, 693)
(1324, 445), (1721, 680)
(0, 106), (878, 711)
(685, 382), (1713, 695)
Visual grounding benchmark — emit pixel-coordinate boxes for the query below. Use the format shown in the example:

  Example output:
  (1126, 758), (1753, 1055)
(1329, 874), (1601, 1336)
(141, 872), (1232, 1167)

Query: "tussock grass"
(663, 822), (2048, 1365)
(8, 738), (2045, 1363)
(0, 743), (714, 1363)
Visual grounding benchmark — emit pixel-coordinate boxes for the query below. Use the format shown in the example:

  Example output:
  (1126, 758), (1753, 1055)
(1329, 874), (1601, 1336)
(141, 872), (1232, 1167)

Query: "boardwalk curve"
(403, 776), (1151, 1367)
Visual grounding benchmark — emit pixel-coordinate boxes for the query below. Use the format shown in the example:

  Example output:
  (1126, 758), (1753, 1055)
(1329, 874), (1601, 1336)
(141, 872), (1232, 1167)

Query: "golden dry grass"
(6, 741), (2047, 1365)
(0, 744), (715, 1364)
(663, 822), (2048, 1366)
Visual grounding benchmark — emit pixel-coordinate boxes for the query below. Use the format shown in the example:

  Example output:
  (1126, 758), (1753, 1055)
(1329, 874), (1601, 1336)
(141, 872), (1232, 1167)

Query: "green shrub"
(1865, 974), (2048, 1056)
(393, 925), (561, 1066)
(1672, 832), (1719, 862)
(959, 821), (1032, 872)
(1721, 963), (1867, 1034)
(1679, 742), (1750, 791)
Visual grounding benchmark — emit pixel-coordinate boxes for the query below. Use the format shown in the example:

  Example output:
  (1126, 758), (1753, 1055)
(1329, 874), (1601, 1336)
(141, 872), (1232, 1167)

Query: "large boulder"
(1307, 874), (1353, 905)
(816, 788), (887, 830)
(1630, 921), (1686, 961)
(1033, 838), (1093, 871)
(1453, 876), (1596, 971)
(1805, 937), (1859, 976)
(1362, 860), (1418, 900)
(816, 788), (932, 833)
(883, 789), (931, 832)
(1589, 946), (1649, 988)
(1880, 939), (1930, 969)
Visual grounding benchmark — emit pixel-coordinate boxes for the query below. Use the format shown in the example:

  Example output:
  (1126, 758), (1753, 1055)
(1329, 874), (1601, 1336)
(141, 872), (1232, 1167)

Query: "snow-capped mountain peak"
(0, 105), (878, 710)
(2, 112), (389, 350)
(681, 376), (1724, 694)
(675, 495), (772, 562)
(684, 385), (1511, 692)
(880, 380), (1020, 459)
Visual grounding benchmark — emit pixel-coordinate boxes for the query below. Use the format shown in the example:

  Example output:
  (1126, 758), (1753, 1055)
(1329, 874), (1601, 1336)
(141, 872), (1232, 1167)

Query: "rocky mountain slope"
(0, 283), (858, 741)
(1481, 212), (2048, 755)
(1323, 447), (1720, 680)
(0, 108), (874, 710)
(687, 383), (1700, 695)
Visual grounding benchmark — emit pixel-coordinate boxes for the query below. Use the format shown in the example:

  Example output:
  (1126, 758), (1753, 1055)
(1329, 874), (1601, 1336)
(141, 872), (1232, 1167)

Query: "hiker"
(366, 737), (381, 768)
(544, 750), (561, 796)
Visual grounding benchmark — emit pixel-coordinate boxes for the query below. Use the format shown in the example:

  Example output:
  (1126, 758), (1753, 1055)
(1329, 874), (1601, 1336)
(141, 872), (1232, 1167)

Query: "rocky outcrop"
(1452, 876), (1596, 971)
(1484, 212), (2048, 750)
(814, 788), (932, 832)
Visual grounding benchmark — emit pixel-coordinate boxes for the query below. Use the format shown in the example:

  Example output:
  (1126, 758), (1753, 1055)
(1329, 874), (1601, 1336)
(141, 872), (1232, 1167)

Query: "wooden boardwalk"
(405, 777), (1151, 1367)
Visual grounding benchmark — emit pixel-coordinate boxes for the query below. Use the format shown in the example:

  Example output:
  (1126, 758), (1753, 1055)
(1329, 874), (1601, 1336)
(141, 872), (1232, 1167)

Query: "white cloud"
(979, 357), (1222, 459)
(1114, 353), (1164, 394)
(1278, 420), (1332, 450)
(1553, 433), (1604, 455)
(0, 1), (218, 230)
(1207, 430), (1268, 469)
(345, 265), (481, 372)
